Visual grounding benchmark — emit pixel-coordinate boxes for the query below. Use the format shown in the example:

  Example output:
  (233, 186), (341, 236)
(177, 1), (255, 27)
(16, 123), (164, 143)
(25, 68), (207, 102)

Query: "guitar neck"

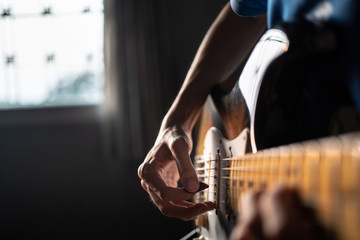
(195, 132), (360, 240)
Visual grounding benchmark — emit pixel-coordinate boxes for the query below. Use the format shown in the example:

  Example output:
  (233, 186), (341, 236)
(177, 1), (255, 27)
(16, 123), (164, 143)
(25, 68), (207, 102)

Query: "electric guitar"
(192, 27), (360, 240)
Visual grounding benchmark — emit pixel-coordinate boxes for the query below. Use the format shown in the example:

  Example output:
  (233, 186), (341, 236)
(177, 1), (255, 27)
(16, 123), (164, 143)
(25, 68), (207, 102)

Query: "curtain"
(104, 0), (176, 161)
(103, 0), (228, 161)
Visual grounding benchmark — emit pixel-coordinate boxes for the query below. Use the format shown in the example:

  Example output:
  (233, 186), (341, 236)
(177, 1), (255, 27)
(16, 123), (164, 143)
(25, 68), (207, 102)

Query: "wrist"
(156, 125), (193, 151)
(160, 106), (199, 136)
(162, 86), (208, 134)
(160, 115), (189, 134)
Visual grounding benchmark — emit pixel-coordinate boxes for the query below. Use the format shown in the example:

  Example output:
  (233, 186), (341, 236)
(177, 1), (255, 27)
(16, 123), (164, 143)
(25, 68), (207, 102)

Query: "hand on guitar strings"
(138, 128), (215, 221)
(230, 184), (328, 240)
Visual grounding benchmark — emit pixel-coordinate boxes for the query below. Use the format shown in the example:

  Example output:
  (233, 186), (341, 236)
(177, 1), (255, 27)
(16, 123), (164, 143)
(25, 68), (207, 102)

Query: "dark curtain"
(104, 0), (166, 161)
(103, 0), (228, 162)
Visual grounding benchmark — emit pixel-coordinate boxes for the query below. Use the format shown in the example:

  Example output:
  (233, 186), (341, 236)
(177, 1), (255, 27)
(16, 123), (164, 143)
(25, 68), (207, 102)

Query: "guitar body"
(193, 26), (360, 240)
(195, 127), (249, 240)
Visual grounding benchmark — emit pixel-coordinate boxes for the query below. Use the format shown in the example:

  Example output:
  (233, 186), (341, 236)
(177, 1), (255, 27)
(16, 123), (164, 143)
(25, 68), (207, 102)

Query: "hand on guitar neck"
(230, 185), (328, 240)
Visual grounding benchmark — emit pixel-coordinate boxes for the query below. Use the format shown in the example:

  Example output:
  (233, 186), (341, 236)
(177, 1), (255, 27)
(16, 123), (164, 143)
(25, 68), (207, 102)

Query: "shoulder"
(230, 0), (267, 17)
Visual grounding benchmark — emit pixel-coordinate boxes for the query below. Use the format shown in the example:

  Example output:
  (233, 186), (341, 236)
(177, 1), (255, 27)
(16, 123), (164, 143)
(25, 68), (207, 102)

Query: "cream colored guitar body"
(194, 28), (289, 240)
(196, 127), (249, 240)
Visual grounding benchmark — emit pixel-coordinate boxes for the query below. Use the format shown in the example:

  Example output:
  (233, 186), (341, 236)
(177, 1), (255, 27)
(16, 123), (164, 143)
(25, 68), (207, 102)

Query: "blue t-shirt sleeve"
(230, 0), (267, 17)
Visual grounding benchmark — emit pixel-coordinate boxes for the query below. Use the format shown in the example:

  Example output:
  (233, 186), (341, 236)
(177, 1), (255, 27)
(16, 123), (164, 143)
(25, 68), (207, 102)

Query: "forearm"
(162, 3), (267, 134)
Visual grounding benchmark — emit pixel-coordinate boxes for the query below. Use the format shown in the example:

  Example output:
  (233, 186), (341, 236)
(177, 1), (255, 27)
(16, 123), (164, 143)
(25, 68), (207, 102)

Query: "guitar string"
(194, 134), (357, 204)
(196, 167), (217, 171)
(195, 159), (218, 164)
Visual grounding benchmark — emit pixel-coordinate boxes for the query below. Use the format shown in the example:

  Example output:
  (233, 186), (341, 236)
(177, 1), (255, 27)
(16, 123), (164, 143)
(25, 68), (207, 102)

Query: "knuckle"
(137, 164), (144, 178)
(140, 180), (147, 190)
(137, 162), (148, 179)
(138, 161), (152, 179)
(169, 136), (188, 152)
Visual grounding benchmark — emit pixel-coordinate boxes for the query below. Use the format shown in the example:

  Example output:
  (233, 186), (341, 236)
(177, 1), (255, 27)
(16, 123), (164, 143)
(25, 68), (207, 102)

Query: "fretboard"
(194, 132), (360, 240)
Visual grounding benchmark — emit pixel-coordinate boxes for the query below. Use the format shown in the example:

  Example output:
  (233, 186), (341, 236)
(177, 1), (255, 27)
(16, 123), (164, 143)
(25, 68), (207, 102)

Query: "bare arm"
(163, 3), (267, 133)
(138, 3), (267, 221)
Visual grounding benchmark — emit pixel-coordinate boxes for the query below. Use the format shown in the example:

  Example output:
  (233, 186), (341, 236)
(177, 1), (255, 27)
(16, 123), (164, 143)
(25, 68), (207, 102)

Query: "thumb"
(168, 133), (199, 193)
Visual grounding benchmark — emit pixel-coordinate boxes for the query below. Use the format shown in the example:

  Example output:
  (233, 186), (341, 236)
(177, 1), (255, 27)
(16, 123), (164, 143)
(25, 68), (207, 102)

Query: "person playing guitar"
(138, 0), (359, 239)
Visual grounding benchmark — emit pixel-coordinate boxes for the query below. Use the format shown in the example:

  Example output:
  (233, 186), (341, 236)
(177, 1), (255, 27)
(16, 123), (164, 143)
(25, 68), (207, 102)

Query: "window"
(0, 0), (104, 109)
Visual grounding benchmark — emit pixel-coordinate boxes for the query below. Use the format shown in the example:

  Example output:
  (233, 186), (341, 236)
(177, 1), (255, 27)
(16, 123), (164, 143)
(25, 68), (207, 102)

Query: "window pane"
(0, 0), (104, 109)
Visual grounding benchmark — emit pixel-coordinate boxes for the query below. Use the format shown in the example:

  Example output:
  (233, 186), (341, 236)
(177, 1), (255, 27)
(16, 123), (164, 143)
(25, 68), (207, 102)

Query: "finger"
(172, 200), (216, 210)
(259, 185), (327, 240)
(167, 133), (199, 193)
(139, 156), (196, 201)
(239, 189), (264, 220)
(259, 184), (306, 238)
(140, 156), (208, 200)
(272, 185), (303, 212)
(148, 188), (215, 221)
(140, 179), (148, 191)
(141, 168), (196, 201)
(230, 190), (264, 240)
(171, 200), (195, 207)
(258, 188), (283, 237)
(163, 161), (180, 188)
